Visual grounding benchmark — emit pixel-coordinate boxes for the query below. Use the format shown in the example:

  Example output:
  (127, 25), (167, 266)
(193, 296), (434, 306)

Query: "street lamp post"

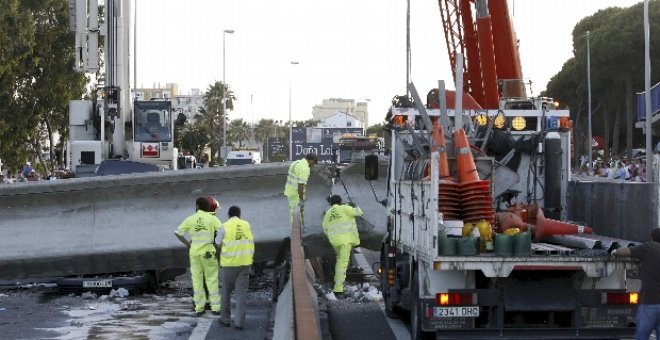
(289, 61), (299, 161)
(586, 31), (593, 175)
(222, 29), (234, 164)
(644, 0), (654, 182)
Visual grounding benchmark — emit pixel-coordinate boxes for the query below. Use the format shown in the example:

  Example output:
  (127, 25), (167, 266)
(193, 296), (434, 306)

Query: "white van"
(226, 151), (261, 166)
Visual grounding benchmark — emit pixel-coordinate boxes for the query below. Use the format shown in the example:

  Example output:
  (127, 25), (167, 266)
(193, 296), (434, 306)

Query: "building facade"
(134, 84), (205, 123)
(311, 98), (369, 127)
(172, 88), (205, 122)
(133, 82), (179, 101)
(317, 111), (364, 129)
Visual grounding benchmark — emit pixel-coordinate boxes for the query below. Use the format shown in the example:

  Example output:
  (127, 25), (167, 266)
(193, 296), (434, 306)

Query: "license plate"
(433, 306), (480, 318)
(82, 279), (112, 288)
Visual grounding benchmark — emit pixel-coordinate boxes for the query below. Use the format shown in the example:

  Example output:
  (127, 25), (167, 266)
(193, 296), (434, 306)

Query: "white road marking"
(188, 314), (216, 340)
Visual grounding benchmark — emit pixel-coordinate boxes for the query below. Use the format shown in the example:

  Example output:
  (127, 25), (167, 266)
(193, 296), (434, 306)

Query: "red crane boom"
(437, 0), (526, 109)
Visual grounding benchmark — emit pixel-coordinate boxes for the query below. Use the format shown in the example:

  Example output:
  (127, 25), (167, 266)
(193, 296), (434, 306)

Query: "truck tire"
(411, 269), (433, 340)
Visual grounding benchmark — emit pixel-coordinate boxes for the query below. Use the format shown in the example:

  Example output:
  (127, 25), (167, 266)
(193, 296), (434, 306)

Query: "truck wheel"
(411, 269), (433, 340)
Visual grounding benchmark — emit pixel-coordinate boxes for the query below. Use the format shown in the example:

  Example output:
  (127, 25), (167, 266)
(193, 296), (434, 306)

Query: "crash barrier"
(0, 163), (333, 278)
(272, 207), (321, 340)
(290, 207), (321, 340)
(567, 179), (659, 243)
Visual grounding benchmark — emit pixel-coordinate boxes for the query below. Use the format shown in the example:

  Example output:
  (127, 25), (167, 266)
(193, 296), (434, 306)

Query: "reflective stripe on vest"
(284, 160), (308, 194)
(190, 230), (215, 244)
(286, 173), (305, 187)
(221, 219), (255, 267)
(325, 221), (357, 238)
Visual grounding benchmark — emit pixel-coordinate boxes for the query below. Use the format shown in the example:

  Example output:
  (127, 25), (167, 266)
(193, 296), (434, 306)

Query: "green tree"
(202, 81), (235, 165)
(180, 119), (211, 163)
(296, 119), (320, 127)
(0, 0), (87, 176)
(545, 2), (660, 161)
(228, 118), (252, 148)
(253, 118), (278, 144)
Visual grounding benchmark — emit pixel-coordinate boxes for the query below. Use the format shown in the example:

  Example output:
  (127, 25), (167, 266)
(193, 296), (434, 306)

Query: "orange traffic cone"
(533, 209), (593, 242)
(453, 129), (479, 183)
(432, 120), (452, 179)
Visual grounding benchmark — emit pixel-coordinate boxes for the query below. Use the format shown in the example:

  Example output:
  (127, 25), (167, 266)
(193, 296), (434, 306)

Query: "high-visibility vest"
(284, 159), (310, 197)
(176, 210), (221, 256)
(220, 217), (255, 267)
(322, 204), (363, 246)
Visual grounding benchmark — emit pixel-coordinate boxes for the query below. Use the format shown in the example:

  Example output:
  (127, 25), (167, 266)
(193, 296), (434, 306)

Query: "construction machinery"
(334, 133), (385, 166)
(376, 94), (639, 339)
(368, 1), (641, 339)
(68, 0), (180, 176)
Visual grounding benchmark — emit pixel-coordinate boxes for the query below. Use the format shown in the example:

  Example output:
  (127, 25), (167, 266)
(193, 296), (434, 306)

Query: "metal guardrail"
(290, 207), (320, 340)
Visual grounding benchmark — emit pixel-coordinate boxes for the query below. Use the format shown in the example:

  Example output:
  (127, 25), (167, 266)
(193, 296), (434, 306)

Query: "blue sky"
(133, 0), (638, 125)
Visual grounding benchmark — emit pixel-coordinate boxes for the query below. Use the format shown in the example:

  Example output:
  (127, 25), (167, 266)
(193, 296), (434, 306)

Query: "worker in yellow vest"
(283, 153), (318, 227)
(217, 206), (255, 330)
(322, 195), (363, 299)
(174, 197), (222, 316)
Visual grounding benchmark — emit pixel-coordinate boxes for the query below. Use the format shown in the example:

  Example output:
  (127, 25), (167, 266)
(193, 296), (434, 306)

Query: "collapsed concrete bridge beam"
(0, 162), (389, 279)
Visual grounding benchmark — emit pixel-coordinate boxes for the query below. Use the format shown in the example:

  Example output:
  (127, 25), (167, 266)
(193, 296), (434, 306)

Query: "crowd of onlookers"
(573, 156), (654, 182)
(1, 161), (76, 184)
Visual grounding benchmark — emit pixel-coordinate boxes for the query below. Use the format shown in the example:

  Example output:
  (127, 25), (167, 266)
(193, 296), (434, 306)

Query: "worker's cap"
(207, 196), (220, 213)
(327, 195), (342, 205)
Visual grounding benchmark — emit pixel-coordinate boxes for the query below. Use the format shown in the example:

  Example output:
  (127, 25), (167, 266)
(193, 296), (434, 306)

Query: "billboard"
(637, 82), (660, 121)
(291, 127), (363, 163)
(265, 137), (287, 162)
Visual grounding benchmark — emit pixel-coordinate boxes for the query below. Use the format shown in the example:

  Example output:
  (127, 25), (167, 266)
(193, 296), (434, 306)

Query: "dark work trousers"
(220, 266), (250, 327)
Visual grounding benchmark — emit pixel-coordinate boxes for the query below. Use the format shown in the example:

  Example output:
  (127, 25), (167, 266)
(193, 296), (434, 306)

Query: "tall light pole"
(222, 29), (234, 164)
(289, 61), (299, 161)
(586, 31), (593, 175)
(644, 0), (654, 182)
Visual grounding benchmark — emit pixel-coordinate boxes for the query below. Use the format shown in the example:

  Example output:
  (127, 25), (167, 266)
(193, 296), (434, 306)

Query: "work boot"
(218, 319), (230, 327)
(195, 310), (205, 317)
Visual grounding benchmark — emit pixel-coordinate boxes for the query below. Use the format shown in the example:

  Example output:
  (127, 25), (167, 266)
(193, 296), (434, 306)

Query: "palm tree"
(228, 118), (252, 148)
(202, 81), (235, 165)
(253, 119), (278, 144)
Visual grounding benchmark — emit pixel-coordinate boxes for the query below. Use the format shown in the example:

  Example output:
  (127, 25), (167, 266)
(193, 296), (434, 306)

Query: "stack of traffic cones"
(454, 129), (495, 223)
(432, 121), (461, 220)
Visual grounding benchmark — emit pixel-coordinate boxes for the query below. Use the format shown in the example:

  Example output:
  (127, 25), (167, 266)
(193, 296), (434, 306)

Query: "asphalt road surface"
(0, 249), (404, 340)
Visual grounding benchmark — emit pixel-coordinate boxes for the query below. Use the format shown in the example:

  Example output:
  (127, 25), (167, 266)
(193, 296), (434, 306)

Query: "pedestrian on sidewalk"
(218, 206), (255, 330)
(322, 195), (363, 300)
(174, 197), (222, 316)
(283, 153), (318, 227)
(612, 228), (660, 339)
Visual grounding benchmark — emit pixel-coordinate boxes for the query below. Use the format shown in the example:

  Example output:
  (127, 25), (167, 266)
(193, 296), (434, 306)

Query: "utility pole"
(222, 29), (234, 164)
